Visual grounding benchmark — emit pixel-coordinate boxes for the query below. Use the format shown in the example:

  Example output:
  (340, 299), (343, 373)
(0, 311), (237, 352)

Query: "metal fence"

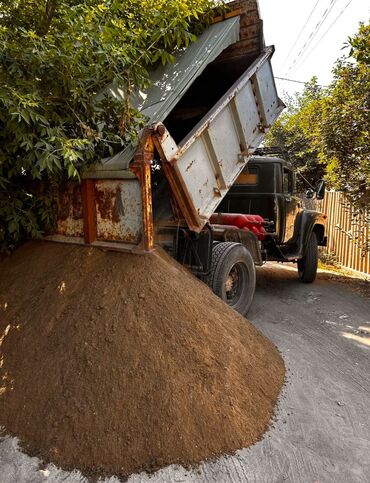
(317, 191), (370, 275)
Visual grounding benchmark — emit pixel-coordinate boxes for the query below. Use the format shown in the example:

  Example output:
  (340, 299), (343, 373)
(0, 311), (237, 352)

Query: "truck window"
(283, 168), (293, 194)
(234, 167), (258, 185)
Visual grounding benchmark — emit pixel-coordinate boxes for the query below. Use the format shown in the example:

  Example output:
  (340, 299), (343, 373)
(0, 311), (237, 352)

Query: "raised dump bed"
(51, 0), (284, 314)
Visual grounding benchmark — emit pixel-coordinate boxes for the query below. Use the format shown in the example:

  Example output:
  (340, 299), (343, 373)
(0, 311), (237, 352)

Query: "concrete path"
(1, 264), (369, 483)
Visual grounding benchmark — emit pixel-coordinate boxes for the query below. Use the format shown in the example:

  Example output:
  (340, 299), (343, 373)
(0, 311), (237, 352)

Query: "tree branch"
(38, 0), (58, 36)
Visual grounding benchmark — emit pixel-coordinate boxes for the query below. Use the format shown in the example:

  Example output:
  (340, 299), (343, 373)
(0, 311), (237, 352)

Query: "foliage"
(318, 23), (370, 209)
(265, 23), (370, 209)
(264, 78), (326, 191)
(0, 0), (218, 252)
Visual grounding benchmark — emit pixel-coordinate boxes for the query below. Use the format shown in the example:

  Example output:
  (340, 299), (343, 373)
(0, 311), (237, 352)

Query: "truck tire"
(207, 242), (256, 315)
(298, 232), (318, 283)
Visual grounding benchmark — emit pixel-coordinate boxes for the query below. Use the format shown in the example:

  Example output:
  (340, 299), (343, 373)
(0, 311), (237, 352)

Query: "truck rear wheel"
(207, 242), (256, 315)
(298, 232), (318, 283)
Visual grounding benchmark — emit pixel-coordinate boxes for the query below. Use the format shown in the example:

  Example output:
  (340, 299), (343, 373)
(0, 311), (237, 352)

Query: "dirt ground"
(1, 262), (369, 483)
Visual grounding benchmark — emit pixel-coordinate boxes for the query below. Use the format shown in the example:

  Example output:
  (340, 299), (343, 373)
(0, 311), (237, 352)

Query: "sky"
(258, 0), (369, 98)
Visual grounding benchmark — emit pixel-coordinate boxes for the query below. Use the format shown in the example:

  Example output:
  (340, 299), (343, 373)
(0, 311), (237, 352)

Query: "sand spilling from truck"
(0, 241), (284, 478)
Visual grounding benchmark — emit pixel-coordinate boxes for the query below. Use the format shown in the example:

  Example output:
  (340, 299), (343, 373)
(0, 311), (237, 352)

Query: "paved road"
(1, 264), (369, 483)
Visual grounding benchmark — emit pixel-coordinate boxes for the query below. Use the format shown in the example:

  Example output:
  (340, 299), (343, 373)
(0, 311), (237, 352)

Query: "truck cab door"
(282, 167), (302, 243)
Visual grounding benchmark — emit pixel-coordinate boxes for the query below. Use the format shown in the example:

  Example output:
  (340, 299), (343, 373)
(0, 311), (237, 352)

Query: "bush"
(0, 0), (218, 252)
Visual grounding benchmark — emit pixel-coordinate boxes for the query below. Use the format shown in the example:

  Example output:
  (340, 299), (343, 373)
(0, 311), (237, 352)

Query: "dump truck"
(52, 1), (288, 314)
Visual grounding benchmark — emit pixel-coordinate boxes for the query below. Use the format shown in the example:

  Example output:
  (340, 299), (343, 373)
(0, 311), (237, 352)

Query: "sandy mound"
(0, 241), (284, 478)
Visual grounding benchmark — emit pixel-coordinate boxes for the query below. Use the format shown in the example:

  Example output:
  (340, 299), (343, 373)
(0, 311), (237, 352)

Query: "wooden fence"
(317, 191), (370, 275)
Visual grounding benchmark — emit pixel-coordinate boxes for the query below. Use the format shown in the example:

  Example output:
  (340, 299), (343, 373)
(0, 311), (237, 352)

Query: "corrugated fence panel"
(318, 191), (370, 275)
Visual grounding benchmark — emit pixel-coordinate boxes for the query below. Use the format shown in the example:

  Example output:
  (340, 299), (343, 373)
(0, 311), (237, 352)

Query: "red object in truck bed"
(210, 213), (267, 240)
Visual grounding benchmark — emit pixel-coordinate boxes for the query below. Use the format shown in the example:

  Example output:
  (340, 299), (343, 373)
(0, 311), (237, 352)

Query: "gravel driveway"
(1, 263), (369, 483)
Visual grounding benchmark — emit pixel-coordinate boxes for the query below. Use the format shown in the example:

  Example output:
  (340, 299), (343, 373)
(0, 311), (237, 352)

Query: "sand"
(0, 241), (284, 479)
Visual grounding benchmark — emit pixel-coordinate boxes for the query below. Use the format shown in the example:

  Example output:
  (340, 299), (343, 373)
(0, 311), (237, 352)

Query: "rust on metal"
(95, 184), (121, 223)
(81, 179), (97, 244)
(161, 162), (202, 232)
(211, 8), (242, 25)
(57, 182), (82, 221)
(95, 180), (142, 244)
(56, 182), (84, 237)
(185, 159), (195, 172)
(130, 127), (155, 251)
(56, 178), (142, 246)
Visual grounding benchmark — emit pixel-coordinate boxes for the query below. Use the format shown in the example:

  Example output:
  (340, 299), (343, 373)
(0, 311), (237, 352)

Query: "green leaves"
(320, 23), (370, 209)
(0, 0), (215, 252)
(264, 78), (326, 191)
(265, 23), (369, 210)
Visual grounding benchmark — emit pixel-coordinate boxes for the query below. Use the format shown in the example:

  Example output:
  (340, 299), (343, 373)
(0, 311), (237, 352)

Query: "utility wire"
(291, 0), (355, 73)
(279, 0), (321, 71)
(275, 76), (328, 88)
(275, 76), (328, 87)
(275, 76), (307, 85)
(285, 0), (339, 74)
(285, 0), (341, 75)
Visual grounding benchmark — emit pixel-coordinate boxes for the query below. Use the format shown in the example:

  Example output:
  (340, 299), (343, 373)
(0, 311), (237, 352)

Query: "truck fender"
(296, 210), (327, 257)
(222, 228), (263, 266)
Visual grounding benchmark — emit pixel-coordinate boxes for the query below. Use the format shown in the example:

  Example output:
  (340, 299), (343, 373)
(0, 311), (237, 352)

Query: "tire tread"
(298, 232), (318, 283)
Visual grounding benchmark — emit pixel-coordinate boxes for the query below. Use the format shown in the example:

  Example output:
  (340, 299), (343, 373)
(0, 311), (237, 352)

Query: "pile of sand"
(0, 242), (284, 479)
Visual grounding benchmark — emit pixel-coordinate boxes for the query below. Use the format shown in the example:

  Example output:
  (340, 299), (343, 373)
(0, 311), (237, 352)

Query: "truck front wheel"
(207, 242), (256, 315)
(297, 232), (318, 283)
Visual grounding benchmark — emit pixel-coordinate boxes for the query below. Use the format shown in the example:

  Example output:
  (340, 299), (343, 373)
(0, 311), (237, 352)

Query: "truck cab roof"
(249, 155), (293, 170)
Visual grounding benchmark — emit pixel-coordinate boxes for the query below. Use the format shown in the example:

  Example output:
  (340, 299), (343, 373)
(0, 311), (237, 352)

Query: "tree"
(264, 78), (326, 191)
(265, 23), (369, 209)
(0, 0), (218, 251)
(318, 23), (370, 209)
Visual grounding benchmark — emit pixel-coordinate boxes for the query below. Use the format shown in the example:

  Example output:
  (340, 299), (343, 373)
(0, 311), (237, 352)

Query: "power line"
(291, 0), (355, 73)
(275, 76), (307, 85)
(286, 0), (340, 75)
(275, 76), (328, 87)
(279, 0), (321, 71)
(285, 0), (341, 75)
